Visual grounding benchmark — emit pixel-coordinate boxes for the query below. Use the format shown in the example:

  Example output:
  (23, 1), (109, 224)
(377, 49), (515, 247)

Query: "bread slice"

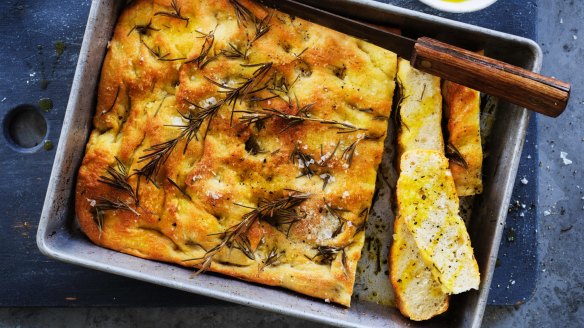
(396, 58), (443, 155)
(390, 214), (449, 321)
(398, 150), (480, 294)
(391, 60), (448, 320)
(443, 81), (483, 196)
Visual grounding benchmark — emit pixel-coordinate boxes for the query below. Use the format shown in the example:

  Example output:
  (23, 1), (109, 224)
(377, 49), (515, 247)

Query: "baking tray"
(37, 0), (540, 327)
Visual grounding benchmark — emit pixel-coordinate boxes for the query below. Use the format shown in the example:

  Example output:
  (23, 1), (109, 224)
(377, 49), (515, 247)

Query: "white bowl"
(418, 0), (498, 13)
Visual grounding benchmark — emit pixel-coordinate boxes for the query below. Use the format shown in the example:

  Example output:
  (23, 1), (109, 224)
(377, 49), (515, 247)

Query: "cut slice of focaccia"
(443, 81), (483, 197)
(390, 214), (449, 321)
(391, 59), (449, 320)
(396, 58), (444, 156)
(398, 150), (480, 294)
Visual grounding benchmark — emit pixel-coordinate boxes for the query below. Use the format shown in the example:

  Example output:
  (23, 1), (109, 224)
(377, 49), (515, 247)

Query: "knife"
(256, 0), (571, 117)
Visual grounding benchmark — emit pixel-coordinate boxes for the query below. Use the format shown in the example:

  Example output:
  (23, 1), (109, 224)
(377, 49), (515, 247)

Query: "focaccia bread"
(398, 150), (480, 294)
(75, 0), (396, 306)
(396, 58), (443, 156)
(443, 81), (483, 197)
(391, 60), (449, 320)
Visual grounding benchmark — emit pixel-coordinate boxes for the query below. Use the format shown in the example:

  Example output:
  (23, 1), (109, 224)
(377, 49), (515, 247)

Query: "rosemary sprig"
(394, 76), (409, 131)
(258, 195), (308, 237)
(308, 246), (345, 265)
(233, 234), (255, 260)
(260, 247), (284, 271)
(289, 144), (315, 178)
(93, 197), (140, 232)
(317, 141), (340, 167)
(167, 177), (192, 200)
(140, 39), (186, 62)
(178, 100), (223, 144)
(342, 134), (383, 167)
(266, 73), (300, 106)
(154, 0), (189, 27)
(184, 191), (310, 275)
(238, 106), (365, 134)
(128, 19), (159, 36)
(136, 138), (179, 183)
(221, 42), (250, 60)
(251, 11), (273, 43)
(446, 142), (468, 169)
(205, 62), (273, 123)
(98, 157), (139, 205)
(105, 85), (120, 114)
(229, 0), (256, 27)
(186, 29), (217, 68)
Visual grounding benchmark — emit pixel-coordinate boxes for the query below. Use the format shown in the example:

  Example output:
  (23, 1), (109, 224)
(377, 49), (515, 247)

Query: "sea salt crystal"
(87, 198), (96, 207)
(560, 18), (564, 24)
(324, 299), (330, 303)
(543, 210), (551, 216)
(319, 152), (332, 164)
(342, 163), (350, 170)
(206, 190), (221, 200)
(303, 144), (308, 150)
(574, 35), (578, 40)
(342, 191), (350, 198)
(192, 175), (202, 182)
(560, 152), (573, 165)
(521, 177), (529, 185)
(203, 97), (217, 106)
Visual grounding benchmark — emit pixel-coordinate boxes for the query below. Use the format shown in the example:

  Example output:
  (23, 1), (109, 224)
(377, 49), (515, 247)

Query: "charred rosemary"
(289, 144), (315, 178)
(308, 245), (345, 265)
(446, 142), (468, 169)
(128, 19), (159, 36)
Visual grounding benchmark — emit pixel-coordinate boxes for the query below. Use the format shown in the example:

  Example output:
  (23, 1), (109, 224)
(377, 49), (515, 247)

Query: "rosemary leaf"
(154, 0), (189, 27)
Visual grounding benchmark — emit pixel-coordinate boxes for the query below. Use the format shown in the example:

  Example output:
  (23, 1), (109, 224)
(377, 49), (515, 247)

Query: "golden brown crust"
(442, 81), (483, 196)
(76, 0), (396, 307)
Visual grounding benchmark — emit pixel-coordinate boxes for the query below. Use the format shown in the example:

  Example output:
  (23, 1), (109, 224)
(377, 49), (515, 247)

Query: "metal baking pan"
(37, 0), (540, 327)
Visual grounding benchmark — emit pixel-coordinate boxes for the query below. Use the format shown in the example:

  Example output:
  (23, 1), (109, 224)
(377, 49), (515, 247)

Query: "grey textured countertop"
(1, 0), (582, 327)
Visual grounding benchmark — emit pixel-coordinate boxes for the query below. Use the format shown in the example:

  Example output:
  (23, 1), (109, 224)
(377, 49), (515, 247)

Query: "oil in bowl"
(418, 0), (497, 13)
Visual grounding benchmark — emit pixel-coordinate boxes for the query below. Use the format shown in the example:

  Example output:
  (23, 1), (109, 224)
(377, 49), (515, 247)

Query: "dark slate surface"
(0, 0), (537, 306)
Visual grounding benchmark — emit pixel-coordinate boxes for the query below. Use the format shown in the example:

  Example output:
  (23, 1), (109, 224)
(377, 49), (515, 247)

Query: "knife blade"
(256, 0), (571, 117)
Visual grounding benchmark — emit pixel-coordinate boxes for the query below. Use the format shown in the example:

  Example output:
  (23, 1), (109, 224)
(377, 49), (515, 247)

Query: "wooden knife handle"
(411, 37), (571, 117)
